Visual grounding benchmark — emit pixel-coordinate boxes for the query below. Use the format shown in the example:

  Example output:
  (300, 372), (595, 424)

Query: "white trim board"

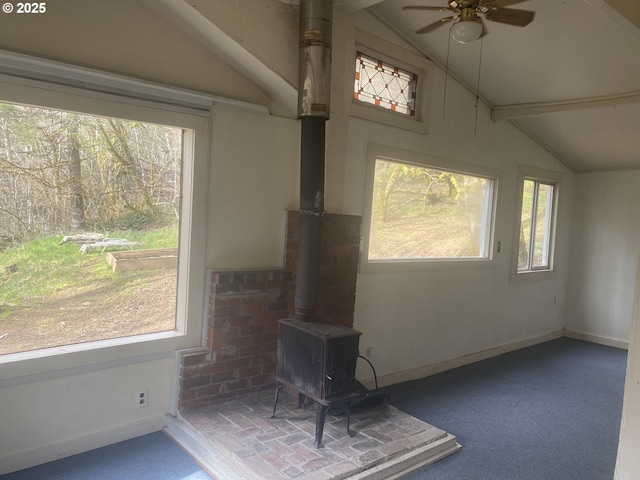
(564, 330), (629, 350)
(360, 330), (565, 389)
(0, 416), (166, 476)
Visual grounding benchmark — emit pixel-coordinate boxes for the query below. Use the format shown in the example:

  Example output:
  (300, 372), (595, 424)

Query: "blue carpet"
(1, 431), (214, 480)
(386, 338), (627, 480)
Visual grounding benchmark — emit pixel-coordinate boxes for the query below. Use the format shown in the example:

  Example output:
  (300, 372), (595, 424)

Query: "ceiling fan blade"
(403, 6), (450, 12)
(479, 0), (530, 8)
(415, 16), (455, 34)
(485, 7), (535, 26)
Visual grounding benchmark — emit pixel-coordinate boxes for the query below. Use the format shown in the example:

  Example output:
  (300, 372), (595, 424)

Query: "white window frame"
(510, 165), (562, 283)
(361, 144), (500, 273)
(351, 30), (433, 134)
(0, 51), (216, 384)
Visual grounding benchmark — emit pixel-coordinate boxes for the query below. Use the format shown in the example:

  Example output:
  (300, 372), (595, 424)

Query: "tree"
(67, 117), (86, 231)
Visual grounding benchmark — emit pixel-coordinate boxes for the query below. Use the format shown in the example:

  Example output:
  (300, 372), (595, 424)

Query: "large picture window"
(362, 146), (498, 271)
(0, 103), (183, 355)
(0, 52), (210, 371)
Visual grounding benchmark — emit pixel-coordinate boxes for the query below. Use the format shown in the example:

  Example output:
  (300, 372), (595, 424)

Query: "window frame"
(510, 165), (562, 283)
(361, 144), (500, 273)
(0, 51), (214, 384)
(350, 30), (433, 134)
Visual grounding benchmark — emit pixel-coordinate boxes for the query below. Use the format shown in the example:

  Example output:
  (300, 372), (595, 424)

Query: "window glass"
(518, 179), (556, 272)
(354, 52), (417, 116)
(368, 158), (494, 261)
(0, 101), (185, 355)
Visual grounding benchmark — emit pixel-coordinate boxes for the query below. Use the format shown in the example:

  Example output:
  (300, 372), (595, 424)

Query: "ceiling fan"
(403, 0), (535, 44)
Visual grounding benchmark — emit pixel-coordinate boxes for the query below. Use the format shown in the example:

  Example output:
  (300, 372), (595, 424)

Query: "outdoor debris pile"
(59, 234), (139, 254)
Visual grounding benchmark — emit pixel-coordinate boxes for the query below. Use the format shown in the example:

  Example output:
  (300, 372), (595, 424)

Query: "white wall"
(206, 105), (299, 269)
(331, 12), (574, 385)
(0, 0), (299, 473)
(0, 357), (174, 474)
(566, 170), (640, 346)
(0, 0), (592, 473)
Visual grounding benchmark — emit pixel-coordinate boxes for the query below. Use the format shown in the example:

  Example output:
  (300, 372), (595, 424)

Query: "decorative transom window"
(354, 51), (418, 116)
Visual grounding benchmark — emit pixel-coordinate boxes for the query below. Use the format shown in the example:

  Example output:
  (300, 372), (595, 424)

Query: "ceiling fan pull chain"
(443, 27), (453, 119)
(474, 35), (484, 137)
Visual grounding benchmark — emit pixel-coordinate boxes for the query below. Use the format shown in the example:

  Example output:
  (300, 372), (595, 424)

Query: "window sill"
(0, 330), (198, 388)
(361, 257), (495, 274)
(510, 269), (557, 283)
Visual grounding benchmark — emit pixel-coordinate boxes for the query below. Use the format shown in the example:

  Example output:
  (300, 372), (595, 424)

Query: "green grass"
(0, 226), (178, 306)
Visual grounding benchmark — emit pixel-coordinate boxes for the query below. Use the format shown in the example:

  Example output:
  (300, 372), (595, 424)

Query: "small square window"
(354, 51), (418, 117)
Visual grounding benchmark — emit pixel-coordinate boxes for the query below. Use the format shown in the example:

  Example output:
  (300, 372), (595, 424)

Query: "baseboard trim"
(362, 330), (565, 389)
(0, 416), (166, 475)
(564, 330), (629, 350)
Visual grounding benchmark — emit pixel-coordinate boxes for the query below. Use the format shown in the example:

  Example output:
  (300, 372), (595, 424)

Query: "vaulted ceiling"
(353, 0), (640, 172)
(153, 0), (640, 173)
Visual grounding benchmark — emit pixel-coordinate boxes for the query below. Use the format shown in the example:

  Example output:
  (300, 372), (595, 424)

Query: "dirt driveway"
(0, 272), (177, 355)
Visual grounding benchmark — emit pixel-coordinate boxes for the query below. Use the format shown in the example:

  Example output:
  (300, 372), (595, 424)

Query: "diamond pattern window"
(354, 51), (418, 116)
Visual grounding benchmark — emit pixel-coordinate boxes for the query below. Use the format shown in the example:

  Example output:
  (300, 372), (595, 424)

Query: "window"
(354, 51), (417, 116)
(350, 30), (433, 134)
(512, 166), (561, 280)
(0, 103), (183, 355)
(518, 180), (555, 271)
(362, 146), (498, 272)
(0, 52), (210, 373)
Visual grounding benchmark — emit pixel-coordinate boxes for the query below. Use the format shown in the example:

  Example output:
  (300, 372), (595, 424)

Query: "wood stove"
(271, 318), (362, 447)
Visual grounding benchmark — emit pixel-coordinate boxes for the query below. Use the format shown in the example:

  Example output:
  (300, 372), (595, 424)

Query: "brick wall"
(285, 211), (362, 327)
(177, 212), (362, 410)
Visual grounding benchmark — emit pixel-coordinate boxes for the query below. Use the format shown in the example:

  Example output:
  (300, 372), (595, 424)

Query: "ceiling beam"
(142, 0), (298, 117)
(340, 0), (386, 12)
(491, 91), (640, 121)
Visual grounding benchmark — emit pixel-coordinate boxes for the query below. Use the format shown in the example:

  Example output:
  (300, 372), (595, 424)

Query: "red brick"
(226, 336), (252, 347)
(181, 375), (211, 390)
(241, 302), (267, 315)
(225, 379), (248, 392)
(195, 383), (224, 398)
(212, 305), (240, 318)
(234, 367), (260, 381)
(180, 397), (211, 410)
(181, 351), (209, 366)
(251, 332), (277, 345)
(250, 373), (276, 387)
(241, 324), (264, 336)
(225, 357), (252, 370)
(211, 370), (236, 383)
(198, 362), (226, 375)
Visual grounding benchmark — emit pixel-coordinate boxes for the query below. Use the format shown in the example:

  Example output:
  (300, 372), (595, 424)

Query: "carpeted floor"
(385, 337), (627, 480)
(1, 337), (626, 480)
(0, 431), (214, 480)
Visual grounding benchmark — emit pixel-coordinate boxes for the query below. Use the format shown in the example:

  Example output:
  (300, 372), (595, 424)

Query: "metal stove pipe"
(295, 0), (332, 321)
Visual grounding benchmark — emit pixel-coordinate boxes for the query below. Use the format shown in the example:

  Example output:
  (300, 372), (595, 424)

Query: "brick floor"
(178, 390), (456, 479)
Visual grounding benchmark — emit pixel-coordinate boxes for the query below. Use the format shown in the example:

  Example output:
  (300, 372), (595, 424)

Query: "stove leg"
(314, 402), (329, 448)
(270, 382), (282, 419)
(346, 402), (355, 437)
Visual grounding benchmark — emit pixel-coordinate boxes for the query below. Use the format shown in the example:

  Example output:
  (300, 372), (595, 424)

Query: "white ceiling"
(359, 0), (640, 172)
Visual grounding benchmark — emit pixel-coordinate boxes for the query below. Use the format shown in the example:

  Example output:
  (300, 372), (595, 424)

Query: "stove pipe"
(295, 0), (332, 321)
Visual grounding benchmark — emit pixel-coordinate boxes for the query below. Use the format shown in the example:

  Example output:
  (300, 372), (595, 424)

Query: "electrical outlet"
(136, 389), (148, 408)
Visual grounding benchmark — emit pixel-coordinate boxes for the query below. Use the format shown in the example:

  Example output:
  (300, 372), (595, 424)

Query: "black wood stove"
(271, 318), (362, 447)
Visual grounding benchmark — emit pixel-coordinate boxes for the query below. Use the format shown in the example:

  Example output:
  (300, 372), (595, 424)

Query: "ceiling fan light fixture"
(450, 19), (483, 44)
